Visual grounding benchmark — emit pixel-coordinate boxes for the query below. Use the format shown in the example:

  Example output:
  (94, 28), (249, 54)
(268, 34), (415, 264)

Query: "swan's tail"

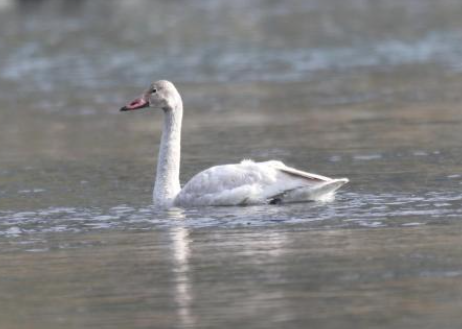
(275, 178), (349, 203)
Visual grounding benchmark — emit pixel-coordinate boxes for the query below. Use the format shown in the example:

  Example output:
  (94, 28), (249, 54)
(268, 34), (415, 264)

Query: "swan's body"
(121, 80), (348, 208)
(176, 159), (347, 207)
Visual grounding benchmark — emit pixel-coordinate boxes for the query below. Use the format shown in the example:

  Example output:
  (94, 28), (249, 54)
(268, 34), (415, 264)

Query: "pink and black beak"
(120, 95), (149, 112)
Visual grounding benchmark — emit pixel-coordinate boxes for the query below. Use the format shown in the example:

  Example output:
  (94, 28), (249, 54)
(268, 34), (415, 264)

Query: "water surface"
(1, 1), (462, 328)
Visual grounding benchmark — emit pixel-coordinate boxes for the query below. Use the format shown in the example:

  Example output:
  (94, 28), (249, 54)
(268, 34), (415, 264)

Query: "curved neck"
(153, 102), (183, 207)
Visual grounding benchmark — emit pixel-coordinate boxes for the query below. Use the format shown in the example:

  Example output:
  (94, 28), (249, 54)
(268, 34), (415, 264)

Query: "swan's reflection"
(166, 208), (196, 327)
(164, 206), (296, 327)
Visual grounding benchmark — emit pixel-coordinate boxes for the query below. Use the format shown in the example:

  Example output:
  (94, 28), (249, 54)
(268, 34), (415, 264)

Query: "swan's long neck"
(153, 101), (183, 207)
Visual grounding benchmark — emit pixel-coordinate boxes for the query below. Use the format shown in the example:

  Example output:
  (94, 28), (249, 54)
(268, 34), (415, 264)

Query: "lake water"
(1, 1), (462, 328)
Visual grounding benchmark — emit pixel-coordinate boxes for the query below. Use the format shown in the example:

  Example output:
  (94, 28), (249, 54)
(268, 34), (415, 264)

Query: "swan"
(120, 80), (348, 208)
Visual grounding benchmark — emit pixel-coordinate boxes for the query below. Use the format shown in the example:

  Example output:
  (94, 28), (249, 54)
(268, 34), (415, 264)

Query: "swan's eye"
(152, 88), (157, 94)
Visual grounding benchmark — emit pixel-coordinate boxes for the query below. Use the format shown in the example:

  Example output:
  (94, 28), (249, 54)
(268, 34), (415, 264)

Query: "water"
(1, 1), (462, 328)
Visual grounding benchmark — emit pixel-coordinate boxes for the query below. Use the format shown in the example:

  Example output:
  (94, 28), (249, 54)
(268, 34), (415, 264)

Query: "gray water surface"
(1, 1), (462, 328)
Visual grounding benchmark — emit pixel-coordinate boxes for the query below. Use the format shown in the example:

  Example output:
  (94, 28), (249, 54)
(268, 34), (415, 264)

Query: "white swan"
(120, 80), (348, 208)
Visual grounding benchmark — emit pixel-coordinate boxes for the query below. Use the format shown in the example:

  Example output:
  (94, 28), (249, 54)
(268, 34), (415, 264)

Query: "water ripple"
(3, 31), (462, 90)
(0, 191), (461, 238)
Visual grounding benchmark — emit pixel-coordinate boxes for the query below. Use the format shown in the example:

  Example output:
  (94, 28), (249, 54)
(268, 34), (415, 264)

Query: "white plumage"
(120, 80), (348, 208)
(176, 160), (347, 206)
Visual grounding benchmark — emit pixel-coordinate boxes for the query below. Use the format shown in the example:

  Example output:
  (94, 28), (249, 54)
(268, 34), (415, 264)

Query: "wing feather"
(277, 166), (331, 182)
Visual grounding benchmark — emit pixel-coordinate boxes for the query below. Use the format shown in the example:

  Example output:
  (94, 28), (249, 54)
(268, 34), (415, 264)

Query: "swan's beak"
(120, 96), (149, 111)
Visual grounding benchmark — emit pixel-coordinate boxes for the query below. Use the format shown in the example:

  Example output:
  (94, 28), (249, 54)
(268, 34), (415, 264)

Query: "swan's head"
(120, 80), (182, 112)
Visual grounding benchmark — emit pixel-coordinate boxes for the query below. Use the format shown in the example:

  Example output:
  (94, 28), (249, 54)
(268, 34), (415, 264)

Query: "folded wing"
(174, 160), (346, 206)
